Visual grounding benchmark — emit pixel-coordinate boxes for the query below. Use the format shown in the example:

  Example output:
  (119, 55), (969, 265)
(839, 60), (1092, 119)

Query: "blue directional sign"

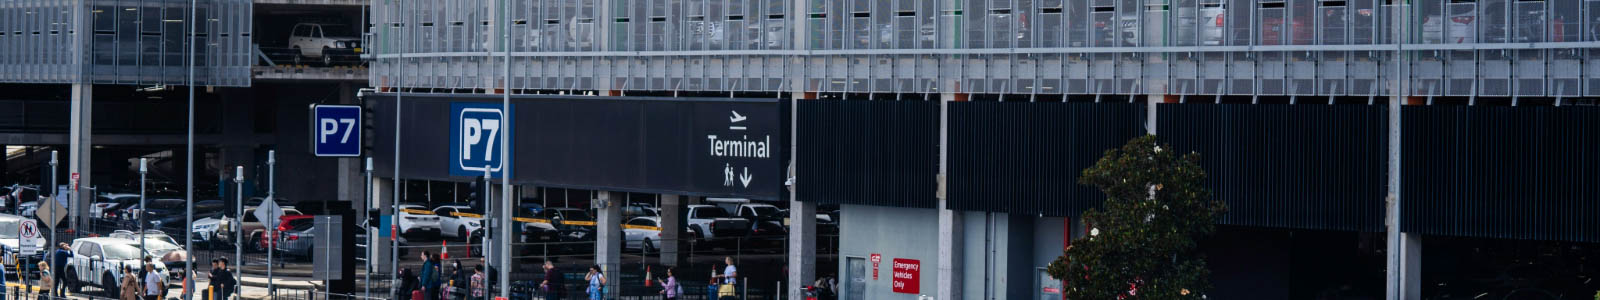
(313, 105), (363, 157)
(450, 102), (512, 178)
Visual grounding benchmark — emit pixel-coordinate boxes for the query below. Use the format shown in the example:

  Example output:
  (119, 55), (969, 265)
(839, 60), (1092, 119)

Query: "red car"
(260, 215), (315, 250)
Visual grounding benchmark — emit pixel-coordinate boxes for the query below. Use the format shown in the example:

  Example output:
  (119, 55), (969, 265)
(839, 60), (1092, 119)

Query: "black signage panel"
(371, 93), (786, 201)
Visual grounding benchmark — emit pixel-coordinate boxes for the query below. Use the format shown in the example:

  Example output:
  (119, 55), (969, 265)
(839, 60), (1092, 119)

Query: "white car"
(0, 214), (46, 267)
(89, 194), (138, 219)
(398, 204), (441, 237)
(190, 207), (304, 250)
(66, 238), (171, 297)
(686, 205), (749, 240)
(433, 205), (482, 239)
(289, 23), (362, 65)
(108, 231), (189, 273)
(622, 217), (663, 252)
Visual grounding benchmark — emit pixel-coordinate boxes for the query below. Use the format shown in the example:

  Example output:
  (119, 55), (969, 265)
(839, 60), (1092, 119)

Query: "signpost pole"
(234, 167), (244, 300)
(481, 168), (491, 300)
(46, 150), (55, 300)
(234, 166), (246, 299)
(267, 151), (276, 299)
(364, 157), (373, 300)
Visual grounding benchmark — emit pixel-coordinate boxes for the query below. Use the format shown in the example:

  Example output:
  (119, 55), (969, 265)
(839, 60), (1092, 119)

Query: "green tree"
(1046, 135), (1227, 299)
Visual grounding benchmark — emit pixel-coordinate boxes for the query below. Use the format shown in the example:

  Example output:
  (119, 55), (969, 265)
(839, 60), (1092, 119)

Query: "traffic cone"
(441, 240), (449, 260)
(645, 265), (653, 287)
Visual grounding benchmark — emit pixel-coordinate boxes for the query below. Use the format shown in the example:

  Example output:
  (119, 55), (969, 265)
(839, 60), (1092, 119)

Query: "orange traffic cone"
(645, 265), (653, 287)
(441, 240), (450, 259)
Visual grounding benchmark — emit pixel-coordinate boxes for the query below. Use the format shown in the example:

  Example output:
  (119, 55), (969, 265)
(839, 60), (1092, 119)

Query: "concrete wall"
(838, 204), (942, 299)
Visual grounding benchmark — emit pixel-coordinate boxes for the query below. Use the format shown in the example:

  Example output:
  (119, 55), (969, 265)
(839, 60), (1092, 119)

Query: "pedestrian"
(37, 260), (52, 295)
(584, 265), (606, 300)
(656, 267), (679, 300)
(398, 268), (418, 300)
(120, 265), (141, 300)
(209, 258), (237, 299)
(142, 263), (163, 300)
(712, 257), (738, 299)
(541, 259), (564, 299)
(470, 265), (485, 298)
(51, 243), (71, 297)
(420, 251), (440, 300)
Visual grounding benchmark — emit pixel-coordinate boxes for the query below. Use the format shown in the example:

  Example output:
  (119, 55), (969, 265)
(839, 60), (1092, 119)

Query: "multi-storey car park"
(4, 0), (1600, 299)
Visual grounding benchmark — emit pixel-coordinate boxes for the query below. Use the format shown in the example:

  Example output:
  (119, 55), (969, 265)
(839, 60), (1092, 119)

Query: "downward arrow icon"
(739, 167), (753, 188)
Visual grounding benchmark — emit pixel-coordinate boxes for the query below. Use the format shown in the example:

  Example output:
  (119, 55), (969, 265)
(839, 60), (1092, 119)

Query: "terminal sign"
(891, 258), (920, 294)
(313, 105), (363, 157)
(450, 102), (513, 178)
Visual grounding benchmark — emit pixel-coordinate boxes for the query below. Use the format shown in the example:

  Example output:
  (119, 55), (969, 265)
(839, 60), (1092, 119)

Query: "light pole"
(139, 158), (146, 256)
(183, 0), (197, 297)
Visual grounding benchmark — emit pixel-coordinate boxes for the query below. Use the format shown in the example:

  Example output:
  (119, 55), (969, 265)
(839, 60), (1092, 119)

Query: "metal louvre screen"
(796, 99), (938, 209)
(1157, 104), (1387, 232)
(1402, 106), (1600, 243)
(948, 102), (1145, 217)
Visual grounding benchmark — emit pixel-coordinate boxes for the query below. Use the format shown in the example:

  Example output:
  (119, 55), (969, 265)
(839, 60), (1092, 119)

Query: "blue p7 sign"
(313, 105), (362, 157)
(450, 102), (512, 178)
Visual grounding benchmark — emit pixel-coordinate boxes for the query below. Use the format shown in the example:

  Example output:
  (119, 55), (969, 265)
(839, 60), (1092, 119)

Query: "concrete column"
(337, 83), (363, 206)
(68, 83), (91, 229)
(659, 194), (683, 266)
(786, 201), (816, 299)
(372, 178), (395, 273)
(594, 191), (623, 298)
(937, 93), (963, 300)
(1146, 94), (1164, 134)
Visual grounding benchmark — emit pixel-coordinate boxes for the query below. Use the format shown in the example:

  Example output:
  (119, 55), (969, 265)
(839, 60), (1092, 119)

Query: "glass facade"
(0, 0), (252, 86)
(369, 0), (1600, 97)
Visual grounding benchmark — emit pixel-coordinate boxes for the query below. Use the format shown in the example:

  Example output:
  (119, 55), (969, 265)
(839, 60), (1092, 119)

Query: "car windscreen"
(320, 25), (355, 37)
(751, 206), (781, 217)
(0, 221), (17, 238)
(148, 199), (186, 209)
(559, 210), (594, 221)
(102, 244), (145, 260)
(695, 208), (730, 218)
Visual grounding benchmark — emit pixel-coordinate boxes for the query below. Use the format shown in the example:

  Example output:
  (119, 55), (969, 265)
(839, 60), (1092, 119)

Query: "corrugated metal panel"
(948, 102), (1145, 217)
(796, 99), (939, 209)
(1158, 104), (1387, 232)
(1401, 106), (1600, 243)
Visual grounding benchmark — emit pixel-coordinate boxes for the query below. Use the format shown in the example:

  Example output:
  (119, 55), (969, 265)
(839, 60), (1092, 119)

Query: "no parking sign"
(18, 220), (39, 254)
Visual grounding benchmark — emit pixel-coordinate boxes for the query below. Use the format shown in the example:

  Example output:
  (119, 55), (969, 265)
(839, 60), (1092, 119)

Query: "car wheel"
(250, 233), (267, 253)
(643, 239), (656, 253)
(321, 47), (334, 66)
(458, 227), (467, 241)
(64, 269), (80, 293)
(102, 273), (116, 298)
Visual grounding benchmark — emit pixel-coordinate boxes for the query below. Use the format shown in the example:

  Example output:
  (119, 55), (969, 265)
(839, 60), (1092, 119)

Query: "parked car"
(289, 23), (362, 65)
(107, 230), (189, 273)
(622, 217), (664, 253)
(397, 204), (441, 237)
(65, 237), (172, 297)
(686, 205), (750, 241)
(261, 215), (315, 251)
(735, 203), (787, 235)
(275, 218), (317, 261)
(189, 206), (304, 252)
(0, 214), (47, 271)
(433, 204), (483, 240)
(89, 194), (139, 220)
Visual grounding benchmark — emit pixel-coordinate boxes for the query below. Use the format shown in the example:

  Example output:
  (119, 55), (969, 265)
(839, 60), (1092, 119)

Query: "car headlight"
(335, 41), (347, 48)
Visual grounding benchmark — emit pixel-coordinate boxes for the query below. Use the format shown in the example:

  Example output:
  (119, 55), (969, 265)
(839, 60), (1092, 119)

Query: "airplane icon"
(729, 111), (747, 123)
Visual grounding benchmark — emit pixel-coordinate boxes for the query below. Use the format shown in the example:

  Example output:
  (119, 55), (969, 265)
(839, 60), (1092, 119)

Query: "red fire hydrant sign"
(891, 258), (920, 294)
(869, 254), (881, 280)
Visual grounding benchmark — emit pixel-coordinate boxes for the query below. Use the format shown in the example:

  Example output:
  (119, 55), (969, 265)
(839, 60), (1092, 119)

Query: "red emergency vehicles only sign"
(891, 258), (921, 294)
